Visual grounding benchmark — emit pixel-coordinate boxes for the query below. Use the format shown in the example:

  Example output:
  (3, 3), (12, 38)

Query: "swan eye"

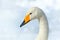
(30, 13), (32, 15)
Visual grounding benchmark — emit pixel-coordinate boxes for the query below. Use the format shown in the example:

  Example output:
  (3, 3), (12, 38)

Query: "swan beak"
(20, 14), (30, 27)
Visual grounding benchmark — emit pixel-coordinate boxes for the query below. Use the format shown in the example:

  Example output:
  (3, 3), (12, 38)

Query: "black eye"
(30, 13), (32, 15)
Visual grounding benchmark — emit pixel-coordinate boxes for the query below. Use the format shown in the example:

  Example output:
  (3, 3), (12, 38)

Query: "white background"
(0, 0), (60, 40)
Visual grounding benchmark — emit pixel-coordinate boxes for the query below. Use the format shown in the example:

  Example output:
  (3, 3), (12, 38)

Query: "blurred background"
(0, 0), (60, 40)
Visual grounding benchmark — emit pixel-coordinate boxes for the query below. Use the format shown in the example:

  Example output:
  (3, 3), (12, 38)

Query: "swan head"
(20, 7), (43, 27)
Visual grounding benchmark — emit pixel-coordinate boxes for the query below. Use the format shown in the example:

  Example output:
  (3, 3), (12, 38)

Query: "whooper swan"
(20, 7), (49, 40)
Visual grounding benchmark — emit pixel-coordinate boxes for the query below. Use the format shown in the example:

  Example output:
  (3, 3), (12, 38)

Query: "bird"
(20, 7), (49, 40)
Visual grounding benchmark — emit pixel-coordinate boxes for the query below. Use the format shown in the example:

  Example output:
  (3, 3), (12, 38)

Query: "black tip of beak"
(20, 20), (30, 27)
(20, 21), (25, 27)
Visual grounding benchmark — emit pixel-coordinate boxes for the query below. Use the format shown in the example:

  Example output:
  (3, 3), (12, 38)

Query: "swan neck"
(36, 15), (48, 40)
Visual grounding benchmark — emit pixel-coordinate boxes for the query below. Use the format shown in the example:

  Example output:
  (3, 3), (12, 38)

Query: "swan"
(20, 7), (49, 40)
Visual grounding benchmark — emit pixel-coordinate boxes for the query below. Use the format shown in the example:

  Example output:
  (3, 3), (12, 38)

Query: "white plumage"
(20, 7), (49, 40)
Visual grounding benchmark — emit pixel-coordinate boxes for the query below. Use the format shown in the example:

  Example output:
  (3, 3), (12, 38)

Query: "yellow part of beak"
(24, 14), (30, 23)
